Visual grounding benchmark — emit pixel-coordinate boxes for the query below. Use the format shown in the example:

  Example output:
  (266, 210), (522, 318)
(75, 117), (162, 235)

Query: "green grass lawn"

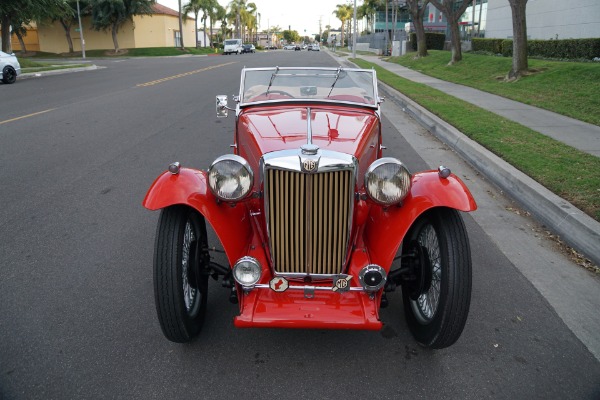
(352, 58), (600, 222)
(387, 51), (600, 126)
(18, 58), (88, 72)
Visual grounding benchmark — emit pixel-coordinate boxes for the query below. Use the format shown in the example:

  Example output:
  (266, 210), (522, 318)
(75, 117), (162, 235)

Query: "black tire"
(153, 205), (209, 343)
(2, 66), (17, 84)
(401, 208), (472, 349)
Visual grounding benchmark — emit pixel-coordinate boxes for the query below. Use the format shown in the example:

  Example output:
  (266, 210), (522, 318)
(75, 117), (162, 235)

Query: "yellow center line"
(0, 108), (57, 126)
(136, 62), (237, 87)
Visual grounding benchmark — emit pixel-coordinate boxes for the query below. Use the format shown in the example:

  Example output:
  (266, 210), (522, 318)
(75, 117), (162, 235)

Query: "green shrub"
(472, 38), (504, 54)
(475, 37), (600, 60)
(528, 38), (600, 59)
(409, 32), (446, 51)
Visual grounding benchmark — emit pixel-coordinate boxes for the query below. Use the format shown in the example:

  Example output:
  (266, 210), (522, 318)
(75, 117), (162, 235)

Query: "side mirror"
(216, 95), (229, 118)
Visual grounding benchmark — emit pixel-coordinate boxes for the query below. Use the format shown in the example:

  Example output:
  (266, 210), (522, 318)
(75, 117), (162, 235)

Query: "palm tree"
(333, 3), (353, 47)
(241, 2), (256, 42)
(227, 0), (244, 38)
(183, 0), (203, 48)
(208, 1), (225, 46)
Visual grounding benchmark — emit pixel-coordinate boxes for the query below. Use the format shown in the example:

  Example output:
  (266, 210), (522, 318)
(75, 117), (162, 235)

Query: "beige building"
(28, 4), (196, 53)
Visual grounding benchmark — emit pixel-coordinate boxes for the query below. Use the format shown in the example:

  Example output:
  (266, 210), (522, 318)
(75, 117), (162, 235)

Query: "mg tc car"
(143, 67), (477, 348)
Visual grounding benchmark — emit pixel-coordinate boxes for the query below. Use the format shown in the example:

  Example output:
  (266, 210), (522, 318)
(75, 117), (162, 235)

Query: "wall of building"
(37, 17), (136, 53)
(486, 0), (600, 39)
(11, 27), (40, 52)
(134, 14), (196, 48)
(35, 13), (195, 53)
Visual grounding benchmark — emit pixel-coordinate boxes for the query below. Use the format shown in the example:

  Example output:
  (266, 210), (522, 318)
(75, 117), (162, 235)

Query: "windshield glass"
(225, 40), (239, 45)
(240, 67), (377, 107)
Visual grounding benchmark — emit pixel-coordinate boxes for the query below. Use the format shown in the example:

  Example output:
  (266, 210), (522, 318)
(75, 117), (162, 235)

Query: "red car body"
(144, 67), (476, 347)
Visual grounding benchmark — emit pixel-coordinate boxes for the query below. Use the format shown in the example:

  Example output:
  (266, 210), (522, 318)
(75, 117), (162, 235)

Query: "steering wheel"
(259, 90), (294, 98)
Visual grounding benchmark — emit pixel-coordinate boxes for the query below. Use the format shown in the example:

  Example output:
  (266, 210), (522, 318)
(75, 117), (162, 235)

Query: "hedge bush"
(410, 32), (446, 51)
(472, 37), (600, 60)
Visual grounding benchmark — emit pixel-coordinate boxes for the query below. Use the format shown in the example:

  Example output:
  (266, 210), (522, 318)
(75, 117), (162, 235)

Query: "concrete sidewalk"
(328, 50), (600, 267)
(359, 54), (600, 157)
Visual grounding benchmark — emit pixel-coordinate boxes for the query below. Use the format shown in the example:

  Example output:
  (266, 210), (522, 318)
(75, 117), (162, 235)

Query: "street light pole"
(76, 0), (86, 59)
(352, 0), (357, 58)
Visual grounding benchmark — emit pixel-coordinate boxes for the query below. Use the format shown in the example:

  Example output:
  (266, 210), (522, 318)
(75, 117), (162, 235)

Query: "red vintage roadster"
(143, 67), (477, 348)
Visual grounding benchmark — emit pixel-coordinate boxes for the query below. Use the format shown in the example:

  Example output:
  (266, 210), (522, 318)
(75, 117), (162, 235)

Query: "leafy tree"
(227, 0), (244, 38)
(507, 0), (528, 80)
(1, 0), (65, 52)
(207, 0), (224, 46)
(406, 0), (430, 57)
(333, 3), (352, 47)
(241, 2), (256, 42)
(282, 29), (299, 43)
(177, 0), (184, 49)
(358, 0), (380, 34)
(51, 0), (90, 54)
(213, 2), (228, 42)
(429, 0), (471, 64)
(90, 0), (154, 53)
(183, 0), (211, 48)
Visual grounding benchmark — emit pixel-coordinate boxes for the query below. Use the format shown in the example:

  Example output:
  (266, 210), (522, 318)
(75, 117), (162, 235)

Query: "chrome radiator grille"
(266, 168), (354, 276)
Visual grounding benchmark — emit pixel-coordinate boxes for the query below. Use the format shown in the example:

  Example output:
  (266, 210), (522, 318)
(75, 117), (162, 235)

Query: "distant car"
(0, 51), (20, 84)
(283, 44), (295, 50)
(311, 44), (320, 51)
(242, 44), (255, 53)
(294, 45), (301, 51)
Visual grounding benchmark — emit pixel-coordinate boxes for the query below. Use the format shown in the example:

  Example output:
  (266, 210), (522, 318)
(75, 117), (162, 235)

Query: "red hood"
(237, 105), (380, 157)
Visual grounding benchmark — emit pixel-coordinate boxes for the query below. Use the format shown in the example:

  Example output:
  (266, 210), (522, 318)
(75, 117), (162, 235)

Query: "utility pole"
(352, 0), (357, 58)
(76, 0), (86, 59)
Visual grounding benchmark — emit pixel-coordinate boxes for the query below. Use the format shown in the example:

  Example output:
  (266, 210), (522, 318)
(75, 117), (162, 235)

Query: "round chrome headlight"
(233, 257), (262, 289)
(208, 155), (254, 201)
(364, 158), (411, 205)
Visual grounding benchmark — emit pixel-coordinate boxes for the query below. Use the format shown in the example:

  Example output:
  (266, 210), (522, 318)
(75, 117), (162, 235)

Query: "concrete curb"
(19, 65), (103, 79)
(335, 53), (600, 266)
(377, 81), (600, 267)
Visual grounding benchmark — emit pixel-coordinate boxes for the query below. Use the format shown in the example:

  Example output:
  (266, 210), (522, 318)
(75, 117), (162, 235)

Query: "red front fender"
(142, 168), (251, 265)
(364, 171), (477, 268)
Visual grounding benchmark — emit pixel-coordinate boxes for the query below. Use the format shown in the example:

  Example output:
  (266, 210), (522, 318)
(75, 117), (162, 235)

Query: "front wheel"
(401, 208), (472, 349)
(2, 66), (17, 84)
(153, 206), (209, 343)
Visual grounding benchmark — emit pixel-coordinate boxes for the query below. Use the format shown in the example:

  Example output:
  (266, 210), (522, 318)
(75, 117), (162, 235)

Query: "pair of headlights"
(207, 155), (411, 206)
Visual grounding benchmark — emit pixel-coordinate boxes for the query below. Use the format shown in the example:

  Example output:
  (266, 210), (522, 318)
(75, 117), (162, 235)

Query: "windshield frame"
(237, 67), (380, 109)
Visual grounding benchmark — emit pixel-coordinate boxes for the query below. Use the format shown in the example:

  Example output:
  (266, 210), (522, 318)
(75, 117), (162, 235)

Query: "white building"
(485, 0), (600, 39)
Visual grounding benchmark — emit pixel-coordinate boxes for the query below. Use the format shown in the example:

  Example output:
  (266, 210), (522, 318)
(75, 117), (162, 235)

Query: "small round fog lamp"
(233, 257), (262, 289)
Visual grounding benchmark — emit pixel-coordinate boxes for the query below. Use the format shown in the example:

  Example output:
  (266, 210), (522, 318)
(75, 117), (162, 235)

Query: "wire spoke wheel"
(153, 206), (209, 343)
(411, 224), (442, 323)
(402, 209), (472, 349)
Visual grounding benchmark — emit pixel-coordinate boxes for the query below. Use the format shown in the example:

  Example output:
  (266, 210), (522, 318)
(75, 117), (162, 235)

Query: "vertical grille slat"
(267, 168), (353, 276)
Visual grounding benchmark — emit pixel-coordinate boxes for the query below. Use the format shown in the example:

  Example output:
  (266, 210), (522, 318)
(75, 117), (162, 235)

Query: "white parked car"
(0, 51), (21, 84)
(283, 44), (295, 50)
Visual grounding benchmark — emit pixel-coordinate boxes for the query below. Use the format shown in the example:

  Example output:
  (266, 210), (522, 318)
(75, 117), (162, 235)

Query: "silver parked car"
(0, 51), (21, 84)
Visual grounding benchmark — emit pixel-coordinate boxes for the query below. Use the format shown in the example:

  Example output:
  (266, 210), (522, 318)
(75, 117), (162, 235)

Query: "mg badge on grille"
(270, 277), (289, 292)
(302, 158), (318, 173)
(332, 275), (352, 293)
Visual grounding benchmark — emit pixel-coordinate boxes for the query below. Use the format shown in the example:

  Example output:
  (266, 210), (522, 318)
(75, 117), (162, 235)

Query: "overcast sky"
(158, 0), (350, 36)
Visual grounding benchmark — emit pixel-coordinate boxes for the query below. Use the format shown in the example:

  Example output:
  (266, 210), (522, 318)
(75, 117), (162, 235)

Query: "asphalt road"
(1, 51), (599, 399)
